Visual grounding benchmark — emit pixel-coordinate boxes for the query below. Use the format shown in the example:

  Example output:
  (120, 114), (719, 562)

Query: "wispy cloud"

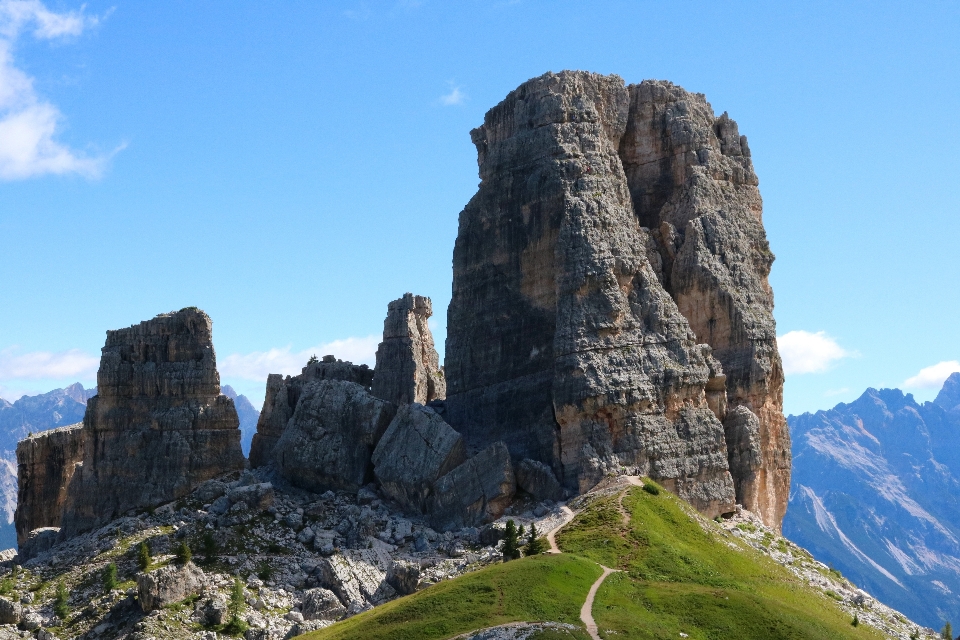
(0, 345), (98, 380)
(439, 85), (466, 106)
(0, 0), (115, 180)
(219, 336), (379, 382)
(778, 330), (852, 375)
(904, 360), (960, 389)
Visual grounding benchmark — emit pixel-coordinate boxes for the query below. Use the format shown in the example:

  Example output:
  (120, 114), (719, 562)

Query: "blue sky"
(1, 1), (958, 416)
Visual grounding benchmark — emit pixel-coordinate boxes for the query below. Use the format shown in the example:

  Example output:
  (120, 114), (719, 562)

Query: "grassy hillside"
(557, 485), (884, 639)
(306, 483), (889, 640)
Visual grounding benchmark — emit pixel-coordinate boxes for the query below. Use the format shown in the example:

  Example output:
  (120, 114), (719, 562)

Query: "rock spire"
(372, 293), (446, 406)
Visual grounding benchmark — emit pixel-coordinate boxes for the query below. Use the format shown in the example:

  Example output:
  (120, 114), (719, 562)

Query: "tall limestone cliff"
(14, 424), (84, 545)
(51, 308), (245, 538)
(444, 71), (789, 527)
(371, 293), (446, 406)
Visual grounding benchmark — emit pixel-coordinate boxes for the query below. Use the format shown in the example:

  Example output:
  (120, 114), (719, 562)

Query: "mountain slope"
(784, 375), (960, 629)
(308, 482), (922, 639)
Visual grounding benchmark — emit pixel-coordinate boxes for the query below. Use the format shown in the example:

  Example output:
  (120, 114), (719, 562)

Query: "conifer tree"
(137, 542), (151, 571)
(53, 580), (69, 619)
(502, 519), (521, 561)
(175, 541), (192, 565)
(102, 563), (118, 591)
(525, 523), (546, 556)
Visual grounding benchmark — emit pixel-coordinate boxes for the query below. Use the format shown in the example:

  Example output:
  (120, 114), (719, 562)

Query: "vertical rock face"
(372, 294), (446, 406)
(249, 357), (374, 468)
(14, 424), (84, 545)
(445, 71), (789, 527)
(58, 309), (245, 538)
(618, 80), (790, 528)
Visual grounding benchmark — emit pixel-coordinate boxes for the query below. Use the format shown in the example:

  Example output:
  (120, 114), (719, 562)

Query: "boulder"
(371, 294), (446, 405)
(193, 592), (228, 626)
(300, 587), (347, 621)
(55, 308), (245, 539)
(20, 527), (59, 560)
(428, 441), (516, 531)
(386, 560), (420, 595)
(372, 404), (466, 512)
(136, 561), (205, 612)
(272, 380), (396, 493)
(226, 483), (275, 511)
(316, 546), (397, 614)
(250, 358), (374, 468)
(0, 596), (20, 625)
(515, 459), (563, 502)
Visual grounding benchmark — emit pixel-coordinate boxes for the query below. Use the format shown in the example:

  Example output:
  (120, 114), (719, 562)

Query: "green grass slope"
(306, 482), (886, 640)
(558, 485), (884, 639)
(304, 553), (598, 640)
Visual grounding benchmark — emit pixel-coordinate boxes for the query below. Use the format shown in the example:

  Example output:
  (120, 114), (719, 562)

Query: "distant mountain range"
(0, 382), (260, 551)
(785, 372), (960, 629)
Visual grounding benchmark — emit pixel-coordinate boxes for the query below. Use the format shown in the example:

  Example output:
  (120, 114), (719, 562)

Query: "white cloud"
(0, 0), (112, 180)
(777, 330), (851, 375)
(219, 336), (380, 381)
(904, 360), (960, 389)
(0, 346), (99, 380)
(439, 85), (465, 106)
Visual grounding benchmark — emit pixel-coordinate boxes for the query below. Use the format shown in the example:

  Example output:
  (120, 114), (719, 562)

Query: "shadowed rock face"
(56, 308), (245, 538)
(14, 424), (84, 545)
(445, 71), (788, 527)
(372, 294), (446, 406)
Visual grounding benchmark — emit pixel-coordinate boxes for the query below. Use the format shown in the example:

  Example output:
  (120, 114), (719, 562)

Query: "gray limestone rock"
(250, 358), (375, 468)
(137, 562), (205, 612)
(428, 441), (516, 531)
(226, 483), (275, 512)
(515, 459), (563, 502)
(0, 596), (20, 625)
(443, 71), (737, 518)
(386, 559), (420, 595)
(14, 424), (83, 548)
(272, 380), (396, 493)
(372, 294), (446, 406)
(317, 546), (397, 614)
(372, 404), (466, 512)
(55, 309), (245, 539)
(20, 527), (59, 560)
(300, 587), (346, 621)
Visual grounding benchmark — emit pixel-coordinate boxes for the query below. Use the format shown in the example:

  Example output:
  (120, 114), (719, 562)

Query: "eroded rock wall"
(371, 293), (445, 406)
(58, 308), (245, 537)
(444, 71), (737, 518)
(14, 424), (84, 545)
(618, 80), (790, 528)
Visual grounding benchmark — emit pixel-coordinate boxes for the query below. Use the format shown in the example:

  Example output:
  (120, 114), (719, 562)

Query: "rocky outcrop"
(428, 441), (516, 531)
(444, 71), (743, 519)
(618, 79), (790, 528)
(250, 356), (374, 468)
(137, 562), (205, 611)
(14, 423), (84, 546)
(272, 380), (396, 493)
(372, 293), (446, 405)
(55, 308), (245, 538)
(372, 403), (465, 512)
(515, 458), (563, 502)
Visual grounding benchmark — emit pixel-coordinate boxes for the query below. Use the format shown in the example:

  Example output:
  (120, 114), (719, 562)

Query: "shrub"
(307, 354), (319, 365)
(175, 541), (192, 565)
(257, 561), (273, 582)
(102, 563), (118, 591)
(941, 621), (953, 639)
(642, 482), (660, 496)
(137, 542), (151, 571)
(53, 580), (69, 619)
(200, 531), (217, 564)
(851, 613), (858, 627)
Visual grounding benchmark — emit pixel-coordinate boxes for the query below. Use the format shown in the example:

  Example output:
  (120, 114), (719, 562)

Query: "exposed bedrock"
(445, 70), (790, 527)
(428, 441), (516, 531)
(55, 308), (245, 539)
(14, 424), (84, 546)
(249, 356), (374, 468)
(372, 293), (446, 406)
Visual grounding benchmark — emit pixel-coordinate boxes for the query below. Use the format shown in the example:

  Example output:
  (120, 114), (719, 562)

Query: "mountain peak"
(934, 372), (960, 411)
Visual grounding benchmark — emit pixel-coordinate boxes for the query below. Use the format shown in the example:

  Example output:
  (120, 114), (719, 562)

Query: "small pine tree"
(524, 523), (546, 556)
(851, 613), (859, 627)
(175, 541), (192, 565)
(307, 354), (319, 365)
(941, 621), (952, 639)
(102, 563), (118, 591)
(137, 541), (151, 571)
(53, 579), (69, 619)
(502, 519), (521, 561)
(223, 576), (248, 633)
(200, 531), (217, 564)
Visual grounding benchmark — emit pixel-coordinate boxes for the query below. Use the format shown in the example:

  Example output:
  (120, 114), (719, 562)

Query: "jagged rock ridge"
(444, 71), (789, 527)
